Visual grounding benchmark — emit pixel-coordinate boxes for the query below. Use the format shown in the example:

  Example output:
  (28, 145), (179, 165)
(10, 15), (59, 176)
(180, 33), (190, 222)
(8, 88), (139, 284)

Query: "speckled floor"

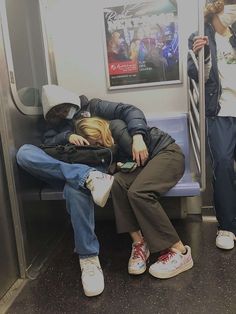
(7, 216), (236, 314)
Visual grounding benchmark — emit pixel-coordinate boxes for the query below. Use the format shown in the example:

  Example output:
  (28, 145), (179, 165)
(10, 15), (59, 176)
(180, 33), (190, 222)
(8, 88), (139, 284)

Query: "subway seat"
(147, 113), (200, 197)
(40, 113), (200, 200)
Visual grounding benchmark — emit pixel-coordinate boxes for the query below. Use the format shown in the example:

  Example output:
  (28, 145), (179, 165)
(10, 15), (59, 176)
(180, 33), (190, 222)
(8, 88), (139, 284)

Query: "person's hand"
(192, 36), (209, 55)
(132, 134), (149, 166)
(68, 134), (90, 146)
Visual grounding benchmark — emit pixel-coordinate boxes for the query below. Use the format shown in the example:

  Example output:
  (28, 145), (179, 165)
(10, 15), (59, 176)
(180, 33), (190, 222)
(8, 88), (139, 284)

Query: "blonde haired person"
(188, 0), (236, 250)
(76, 117), (193, 279)
(77, 117), (114, 147)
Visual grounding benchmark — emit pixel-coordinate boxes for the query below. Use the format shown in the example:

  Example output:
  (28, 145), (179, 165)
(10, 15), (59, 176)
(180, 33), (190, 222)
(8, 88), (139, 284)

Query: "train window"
(1, 0), (56, 113)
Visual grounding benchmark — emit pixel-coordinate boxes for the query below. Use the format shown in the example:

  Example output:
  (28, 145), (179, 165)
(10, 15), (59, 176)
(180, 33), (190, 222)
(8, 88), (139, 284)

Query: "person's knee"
(128, 184), (158, 202)
(127, 186), (143, 201)
(16, 144), (33, 166)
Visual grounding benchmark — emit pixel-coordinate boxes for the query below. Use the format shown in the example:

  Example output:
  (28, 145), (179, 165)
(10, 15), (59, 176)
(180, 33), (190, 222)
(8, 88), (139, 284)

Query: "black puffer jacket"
(187, 22), (236, 117)
(42, 95), (148, 145)
(109, 119), (175, 162)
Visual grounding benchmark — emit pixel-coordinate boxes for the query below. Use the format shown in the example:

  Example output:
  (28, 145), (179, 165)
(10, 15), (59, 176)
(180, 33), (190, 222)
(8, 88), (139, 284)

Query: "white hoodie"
(41, 84), (81, 118)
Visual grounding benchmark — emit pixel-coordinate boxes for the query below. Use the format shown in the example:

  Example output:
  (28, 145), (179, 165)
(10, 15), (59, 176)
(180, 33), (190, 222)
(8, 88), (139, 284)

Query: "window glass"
(5, 0), (48, 107)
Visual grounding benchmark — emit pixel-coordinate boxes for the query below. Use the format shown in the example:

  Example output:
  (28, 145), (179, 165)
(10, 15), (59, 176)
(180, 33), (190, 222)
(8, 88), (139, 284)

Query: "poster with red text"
(103, 0), (181, 89)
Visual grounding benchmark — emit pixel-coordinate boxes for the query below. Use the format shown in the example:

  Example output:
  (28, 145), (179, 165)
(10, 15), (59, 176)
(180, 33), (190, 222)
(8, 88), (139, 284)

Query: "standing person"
(75, 117), (194, 279)
(188, 0), (236, 250)
(17, 84), (149, 296)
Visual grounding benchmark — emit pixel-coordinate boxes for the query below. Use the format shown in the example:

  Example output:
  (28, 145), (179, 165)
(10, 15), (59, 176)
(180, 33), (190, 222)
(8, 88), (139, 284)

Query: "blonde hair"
(75, 117), (114, 147)
(204, 0), (224, 19)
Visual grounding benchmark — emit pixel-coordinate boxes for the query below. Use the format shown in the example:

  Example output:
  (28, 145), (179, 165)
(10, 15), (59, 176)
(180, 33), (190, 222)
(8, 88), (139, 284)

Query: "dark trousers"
(111, 143), (185, 253)
(207, 117), (236, 234)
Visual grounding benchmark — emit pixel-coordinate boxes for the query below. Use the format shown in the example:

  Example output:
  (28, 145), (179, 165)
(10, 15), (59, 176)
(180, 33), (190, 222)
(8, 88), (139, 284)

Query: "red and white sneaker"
(149, 245), (193, 279)
(128, 241), (150, 275)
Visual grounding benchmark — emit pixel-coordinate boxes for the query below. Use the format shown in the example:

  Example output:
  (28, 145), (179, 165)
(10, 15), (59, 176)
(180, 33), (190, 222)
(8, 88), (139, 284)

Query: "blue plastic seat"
(147, 113), (200, 197)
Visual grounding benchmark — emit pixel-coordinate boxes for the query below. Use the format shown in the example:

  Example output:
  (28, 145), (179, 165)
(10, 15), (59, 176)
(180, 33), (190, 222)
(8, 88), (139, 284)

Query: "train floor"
(6, 215), (236, 314)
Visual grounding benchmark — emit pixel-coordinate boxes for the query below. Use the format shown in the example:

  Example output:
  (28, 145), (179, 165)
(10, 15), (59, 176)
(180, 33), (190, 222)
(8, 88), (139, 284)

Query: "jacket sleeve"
(42, 121), (73, 145)
(87, 98), (148, 139)
(109, 120), (133, 158)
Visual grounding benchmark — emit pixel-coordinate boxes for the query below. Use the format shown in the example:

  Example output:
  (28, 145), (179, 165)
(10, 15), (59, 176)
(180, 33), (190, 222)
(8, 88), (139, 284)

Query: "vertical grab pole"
(198, 0), (206, 191)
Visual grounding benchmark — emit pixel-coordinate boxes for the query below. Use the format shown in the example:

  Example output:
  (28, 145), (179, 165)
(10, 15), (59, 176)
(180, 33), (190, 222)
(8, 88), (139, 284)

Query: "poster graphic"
(103, 0), (181, 89)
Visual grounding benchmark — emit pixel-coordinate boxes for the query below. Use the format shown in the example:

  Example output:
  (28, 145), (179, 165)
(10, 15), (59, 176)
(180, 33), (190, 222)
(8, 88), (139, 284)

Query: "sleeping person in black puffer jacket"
(16, 84), (152, 297)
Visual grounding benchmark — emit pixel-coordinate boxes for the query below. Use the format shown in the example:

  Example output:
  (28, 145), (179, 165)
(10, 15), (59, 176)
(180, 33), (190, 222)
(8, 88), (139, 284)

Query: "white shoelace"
(218, 230), (233, 238)
(81, 258), (101, 276)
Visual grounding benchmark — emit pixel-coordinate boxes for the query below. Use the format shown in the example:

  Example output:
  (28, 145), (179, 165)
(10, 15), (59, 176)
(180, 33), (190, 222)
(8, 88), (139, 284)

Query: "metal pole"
(198, 0), (206, 191)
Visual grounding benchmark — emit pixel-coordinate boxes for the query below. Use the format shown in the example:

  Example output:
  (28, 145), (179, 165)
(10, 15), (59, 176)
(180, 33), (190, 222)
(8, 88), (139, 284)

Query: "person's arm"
(187, 32), (212, 82)
(42, 127), (73, 145)
(80, 96), (149, 164)
(90, 99), (149, 165)
(39, 118), (71, 145)
(42, 120), (89, 146)
(109, 119), (133, 157)
(132, 134), (149, 166)
(110, 119), (149, 166)
(88, 98), (148, 138)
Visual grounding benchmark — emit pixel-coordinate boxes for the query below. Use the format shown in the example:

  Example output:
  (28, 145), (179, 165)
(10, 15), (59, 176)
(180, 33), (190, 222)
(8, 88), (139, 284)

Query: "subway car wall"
(0, 0), (208, 311)
(43, 0), (197, 113)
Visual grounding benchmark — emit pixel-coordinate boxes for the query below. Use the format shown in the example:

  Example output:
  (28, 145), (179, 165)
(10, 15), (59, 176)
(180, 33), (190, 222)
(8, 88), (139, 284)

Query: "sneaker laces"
(131, 242), (146, 261)
(158, 250), (176, 264)
(86, 174), (101, 191)
(86, 172), (109, 191)
(217, 230), (233, 238)
(81, 257), (101, 276)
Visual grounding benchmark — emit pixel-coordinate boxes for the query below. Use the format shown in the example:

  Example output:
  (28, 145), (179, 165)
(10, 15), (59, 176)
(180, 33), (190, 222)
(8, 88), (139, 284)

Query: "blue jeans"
(17, 144), (102, 258)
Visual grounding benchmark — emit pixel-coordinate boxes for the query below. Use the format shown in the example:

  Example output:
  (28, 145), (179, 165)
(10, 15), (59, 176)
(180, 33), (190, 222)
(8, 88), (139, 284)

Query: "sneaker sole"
(128, 252), (150, 275)
(128, 265), (147, 275)
(148, 259), (193, 279)
(96, 176), (114, 207)
(216, 242), (234, 250)
(84, 286), (104, 297)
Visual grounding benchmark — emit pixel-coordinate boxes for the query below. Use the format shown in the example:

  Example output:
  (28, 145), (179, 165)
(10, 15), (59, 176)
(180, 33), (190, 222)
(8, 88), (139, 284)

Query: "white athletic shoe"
(86, 171), (114, 207)
(149, 245), (193, 279)
(128, 241), (150, 275)
(216, 230), (235, 250)
(79, 256), (104, 297)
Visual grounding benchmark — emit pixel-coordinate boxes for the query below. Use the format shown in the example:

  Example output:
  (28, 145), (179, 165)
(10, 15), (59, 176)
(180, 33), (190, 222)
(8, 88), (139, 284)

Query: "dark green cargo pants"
(111, 143), (185, 253)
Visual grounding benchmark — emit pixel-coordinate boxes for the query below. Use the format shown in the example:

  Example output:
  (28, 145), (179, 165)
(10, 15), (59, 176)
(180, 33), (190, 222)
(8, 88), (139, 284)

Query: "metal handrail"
(188, 53), (206, 192)
(190, 78), (200, 100)
(188, 49), (199, 71)
(188, 89), (200, 125)
(189, 110), (200, 151)
(189, 126), (201, 173)
(187, 0), (206, 192)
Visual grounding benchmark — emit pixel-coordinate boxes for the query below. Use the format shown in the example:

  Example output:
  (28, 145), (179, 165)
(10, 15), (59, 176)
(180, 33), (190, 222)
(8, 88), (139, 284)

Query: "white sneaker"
(216, 230), (235, 250)
(149, 245), (193, 279)
(128, 241), (150, 275)
(79, 256), (104, 297)
(86, 171), (114, 207)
